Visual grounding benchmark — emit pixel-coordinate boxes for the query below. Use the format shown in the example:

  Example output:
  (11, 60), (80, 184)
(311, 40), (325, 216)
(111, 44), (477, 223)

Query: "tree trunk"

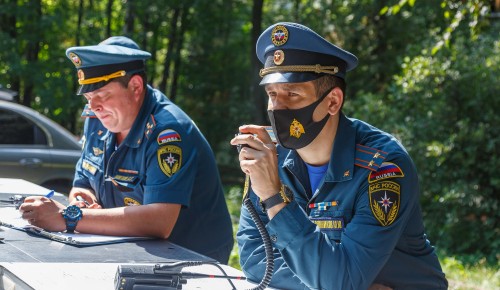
(169, 4), (189, 102)
(251, 0), (265, 124)
(105, 0), (113, 38)
(123, 0), (135, 35)
(76, 0), (84, 46)
(22, 0), (42, 106)
(159, 7), (180, 95)
(1, 0), (20, 101)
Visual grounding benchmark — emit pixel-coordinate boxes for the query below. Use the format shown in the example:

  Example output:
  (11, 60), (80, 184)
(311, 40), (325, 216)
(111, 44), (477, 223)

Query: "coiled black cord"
(236, 141), (275, 289)
(243, 197), (274, 290)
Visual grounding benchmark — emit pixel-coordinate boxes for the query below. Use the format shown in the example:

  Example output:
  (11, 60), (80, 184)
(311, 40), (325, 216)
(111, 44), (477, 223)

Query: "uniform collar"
(324, 113), (355, 182)
(281, 113), (355, 183)
(121, 85), (155, 148)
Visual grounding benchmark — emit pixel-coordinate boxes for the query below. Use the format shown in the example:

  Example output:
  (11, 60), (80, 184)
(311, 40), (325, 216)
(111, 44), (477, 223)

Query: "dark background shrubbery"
(1, 0), (498, 265)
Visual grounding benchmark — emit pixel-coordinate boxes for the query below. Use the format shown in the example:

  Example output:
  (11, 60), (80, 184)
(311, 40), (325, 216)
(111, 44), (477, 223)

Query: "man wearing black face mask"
(230, 22), (448, 290)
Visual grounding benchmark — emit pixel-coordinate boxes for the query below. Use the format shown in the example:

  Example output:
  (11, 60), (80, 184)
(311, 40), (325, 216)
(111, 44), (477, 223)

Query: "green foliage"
(0, 0), (498, 270)
(440, 254), (500, 289)
(225, 185), (244, 270)
(349, 5), (499, 264)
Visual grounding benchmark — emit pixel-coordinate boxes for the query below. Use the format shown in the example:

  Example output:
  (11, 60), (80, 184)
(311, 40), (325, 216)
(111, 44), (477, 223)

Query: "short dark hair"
(312, 75), (345, 96)
(112, 71), (147, 90)
(312, 75), (346, 110)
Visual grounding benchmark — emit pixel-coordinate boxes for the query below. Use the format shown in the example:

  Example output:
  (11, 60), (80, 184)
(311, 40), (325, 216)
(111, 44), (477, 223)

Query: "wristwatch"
(62, 205), (83, 233)
(260, 184), (293, 212)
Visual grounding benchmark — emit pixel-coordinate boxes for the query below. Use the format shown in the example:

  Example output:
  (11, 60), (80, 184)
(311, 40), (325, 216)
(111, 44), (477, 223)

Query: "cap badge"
(77, 69), (85, 82)
(290, 118), (305, 138)
(271, 25), (289, 46)
(69, 52), (82, 67)
(273, 50), (285, 65)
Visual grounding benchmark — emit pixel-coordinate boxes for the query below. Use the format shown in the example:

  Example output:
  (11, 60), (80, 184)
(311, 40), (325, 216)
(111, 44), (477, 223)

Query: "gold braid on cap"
(259, 64), (338, 77)
(78, 70), (126, 85)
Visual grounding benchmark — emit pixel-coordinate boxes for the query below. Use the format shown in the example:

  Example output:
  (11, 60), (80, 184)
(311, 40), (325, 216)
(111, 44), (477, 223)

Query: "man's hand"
(69, 187), (101, 209)
(230, 125), (281, 201)
(18, 196), (66, 231)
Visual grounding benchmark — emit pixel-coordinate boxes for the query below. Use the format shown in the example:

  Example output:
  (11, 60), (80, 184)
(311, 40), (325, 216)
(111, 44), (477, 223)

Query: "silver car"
(0, 100), (81, 194)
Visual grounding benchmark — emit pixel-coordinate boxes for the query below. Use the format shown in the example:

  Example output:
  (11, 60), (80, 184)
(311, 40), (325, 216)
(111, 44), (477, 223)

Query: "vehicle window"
(0, 108), (48, 145)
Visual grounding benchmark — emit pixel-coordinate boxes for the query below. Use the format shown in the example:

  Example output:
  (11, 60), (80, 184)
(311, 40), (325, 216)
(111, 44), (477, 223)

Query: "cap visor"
(76, 81), (108, 95)
(259, 72), (322, 86)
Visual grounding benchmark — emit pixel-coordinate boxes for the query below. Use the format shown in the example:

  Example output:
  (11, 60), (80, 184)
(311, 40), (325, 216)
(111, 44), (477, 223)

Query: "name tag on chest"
(310, 217), (344, 231)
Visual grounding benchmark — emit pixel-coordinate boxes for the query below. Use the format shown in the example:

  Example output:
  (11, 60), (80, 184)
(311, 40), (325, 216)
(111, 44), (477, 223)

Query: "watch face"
(64, 205), (82, 220)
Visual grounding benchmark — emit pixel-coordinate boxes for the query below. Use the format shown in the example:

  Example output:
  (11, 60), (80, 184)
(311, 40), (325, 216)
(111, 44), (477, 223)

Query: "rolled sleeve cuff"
(266, 201), (312, 250)
(143, 184), (190, 206)
(73, 179), (91, 190)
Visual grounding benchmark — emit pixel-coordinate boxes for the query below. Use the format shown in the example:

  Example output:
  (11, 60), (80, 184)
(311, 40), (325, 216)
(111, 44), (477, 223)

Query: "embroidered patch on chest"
(82, 160), (98, 175)
(368, 162), (404, 183)
(369, 180), (400, 226)
(124, 197), (141, 206)
(157, 145), (182, 177)
(113, 174), (138, 184)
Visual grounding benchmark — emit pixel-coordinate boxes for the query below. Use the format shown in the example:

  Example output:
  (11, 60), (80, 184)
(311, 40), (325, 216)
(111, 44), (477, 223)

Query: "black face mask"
(267, 89), (331, 150)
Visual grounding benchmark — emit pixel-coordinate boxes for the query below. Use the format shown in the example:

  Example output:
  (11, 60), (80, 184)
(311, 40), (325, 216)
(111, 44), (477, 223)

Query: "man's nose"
(268, 94), (288, 110)
(88, 98), (101, 112)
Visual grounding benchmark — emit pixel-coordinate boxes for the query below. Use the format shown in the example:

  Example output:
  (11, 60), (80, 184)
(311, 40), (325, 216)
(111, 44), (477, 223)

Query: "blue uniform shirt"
(237, 114), (448, 289)
(74, 86), (233, 262)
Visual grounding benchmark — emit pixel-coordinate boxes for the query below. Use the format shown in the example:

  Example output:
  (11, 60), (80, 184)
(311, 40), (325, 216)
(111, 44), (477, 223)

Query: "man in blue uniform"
(231, 22), (448, 289)
(20, 36), (233, 263)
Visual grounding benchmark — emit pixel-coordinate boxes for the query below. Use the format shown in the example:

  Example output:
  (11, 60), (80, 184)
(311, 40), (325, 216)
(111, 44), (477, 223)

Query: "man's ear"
(128, 75), (144, 96)
(327, 87), (343, 115)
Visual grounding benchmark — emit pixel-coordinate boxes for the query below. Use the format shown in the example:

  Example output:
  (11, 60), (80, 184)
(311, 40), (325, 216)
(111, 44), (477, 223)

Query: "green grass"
(223, 185), (500, 288)
(441, 256), (500, 290)
(225, 185), (243, 270)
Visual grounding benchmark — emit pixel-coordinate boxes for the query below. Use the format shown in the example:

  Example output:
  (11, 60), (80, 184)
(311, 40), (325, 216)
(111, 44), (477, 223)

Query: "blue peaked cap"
(66, 36), (151, 95)
(256, 22), (358, 85)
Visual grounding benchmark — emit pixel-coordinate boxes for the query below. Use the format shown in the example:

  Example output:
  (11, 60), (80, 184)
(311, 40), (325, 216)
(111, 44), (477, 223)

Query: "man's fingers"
(238, 125), (273, 144)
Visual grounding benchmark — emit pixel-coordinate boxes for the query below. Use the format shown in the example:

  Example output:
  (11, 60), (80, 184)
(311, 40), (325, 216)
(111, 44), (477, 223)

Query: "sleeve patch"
(157, 129), (182, 145)
(157, 145), (182, 177)
(368, 162), (404, 183)
(369, 180), (400, 226)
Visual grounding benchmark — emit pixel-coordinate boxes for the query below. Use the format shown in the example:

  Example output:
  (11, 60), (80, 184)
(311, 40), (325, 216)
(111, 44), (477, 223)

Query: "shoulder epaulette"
(80, 104), (96, 118)
(355, 144), (387, 172)
(144, 114), (156, 139)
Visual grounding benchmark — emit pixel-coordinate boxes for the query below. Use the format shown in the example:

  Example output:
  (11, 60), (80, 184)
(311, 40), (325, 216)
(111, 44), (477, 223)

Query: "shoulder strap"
(354, 144), (387, 172)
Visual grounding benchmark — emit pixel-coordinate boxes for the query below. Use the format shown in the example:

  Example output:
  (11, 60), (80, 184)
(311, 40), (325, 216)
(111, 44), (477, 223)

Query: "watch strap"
(260, 193), (285, 211)
(260, 185), (292, 211)
(66, 221), (78, 233)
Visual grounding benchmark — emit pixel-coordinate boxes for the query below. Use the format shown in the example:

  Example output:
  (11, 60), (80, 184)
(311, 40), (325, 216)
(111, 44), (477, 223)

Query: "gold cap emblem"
(273, 50), (285, 65)
(69, 52), (82, 67)
(271, 25), (289, 46)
